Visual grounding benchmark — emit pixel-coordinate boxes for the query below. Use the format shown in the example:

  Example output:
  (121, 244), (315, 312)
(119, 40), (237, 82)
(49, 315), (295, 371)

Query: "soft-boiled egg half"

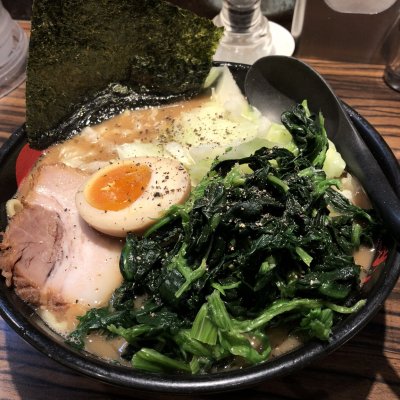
(75, 157), (191, 237)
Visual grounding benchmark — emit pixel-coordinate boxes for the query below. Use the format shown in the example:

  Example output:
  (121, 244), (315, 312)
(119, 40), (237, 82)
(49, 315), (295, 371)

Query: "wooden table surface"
(1, 21), (400, 400)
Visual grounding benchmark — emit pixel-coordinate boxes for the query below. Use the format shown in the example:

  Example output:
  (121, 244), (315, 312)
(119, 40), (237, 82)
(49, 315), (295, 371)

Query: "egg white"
(75, 157), (191, 237)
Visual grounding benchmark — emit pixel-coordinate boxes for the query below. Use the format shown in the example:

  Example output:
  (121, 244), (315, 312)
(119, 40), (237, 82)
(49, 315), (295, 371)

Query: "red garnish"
(15, 144), (43, 186)
(371, 247), (388, 268)
(362, 275), (372, 284)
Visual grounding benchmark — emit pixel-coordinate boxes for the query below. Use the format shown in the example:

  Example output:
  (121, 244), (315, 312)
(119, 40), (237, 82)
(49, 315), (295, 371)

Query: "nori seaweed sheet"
(33, 83), (188, 150)
(26, 0), (223, 149)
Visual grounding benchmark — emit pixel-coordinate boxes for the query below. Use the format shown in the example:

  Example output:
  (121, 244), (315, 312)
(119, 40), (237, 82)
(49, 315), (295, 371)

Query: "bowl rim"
(1, 64), (400, 394)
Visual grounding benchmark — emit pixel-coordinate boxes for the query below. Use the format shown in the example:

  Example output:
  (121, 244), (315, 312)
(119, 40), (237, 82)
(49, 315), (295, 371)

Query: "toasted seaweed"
(33, 83), (187, 150)
(26, 0), (223, 149)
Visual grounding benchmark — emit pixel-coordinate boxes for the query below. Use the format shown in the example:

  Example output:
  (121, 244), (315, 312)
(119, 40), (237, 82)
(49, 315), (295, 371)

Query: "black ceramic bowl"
(1, 64), (400, 394)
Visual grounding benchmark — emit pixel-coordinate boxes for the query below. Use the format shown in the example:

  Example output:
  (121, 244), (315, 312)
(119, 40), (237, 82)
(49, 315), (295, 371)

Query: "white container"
(0, 1), (28, 98)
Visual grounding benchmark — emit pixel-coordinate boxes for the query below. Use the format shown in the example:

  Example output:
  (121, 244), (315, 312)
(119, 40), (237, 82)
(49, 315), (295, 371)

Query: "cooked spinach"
(26, 0), (223, 148)
(67, 102), (382, 373)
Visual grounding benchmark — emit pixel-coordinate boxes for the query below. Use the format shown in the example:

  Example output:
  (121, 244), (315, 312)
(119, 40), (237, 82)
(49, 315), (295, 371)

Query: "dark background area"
(3, 0), (32, 19)
(1, 0), (294, 27)
(3, 0), (400, 65)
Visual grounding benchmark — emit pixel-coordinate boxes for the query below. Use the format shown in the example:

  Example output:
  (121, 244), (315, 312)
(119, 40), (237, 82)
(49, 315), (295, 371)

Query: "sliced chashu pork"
(0, 163), (123, 314)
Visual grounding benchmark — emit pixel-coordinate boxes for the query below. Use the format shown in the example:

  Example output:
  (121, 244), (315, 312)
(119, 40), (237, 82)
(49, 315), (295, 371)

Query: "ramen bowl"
(0, 64), (400, 394)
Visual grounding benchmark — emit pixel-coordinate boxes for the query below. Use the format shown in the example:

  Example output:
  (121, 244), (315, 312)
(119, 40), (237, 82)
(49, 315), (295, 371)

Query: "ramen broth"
(41, 95), (208, 173)
(24, 99), (375, 366)
(3, 70), (377, 368)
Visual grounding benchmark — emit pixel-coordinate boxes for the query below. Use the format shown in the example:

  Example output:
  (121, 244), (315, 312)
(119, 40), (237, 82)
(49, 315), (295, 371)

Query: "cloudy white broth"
(0, 67), (381, 373)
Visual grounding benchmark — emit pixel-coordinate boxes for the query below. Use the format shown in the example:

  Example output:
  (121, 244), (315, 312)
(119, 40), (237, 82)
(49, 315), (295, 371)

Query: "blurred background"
(2, 0), (400, 64)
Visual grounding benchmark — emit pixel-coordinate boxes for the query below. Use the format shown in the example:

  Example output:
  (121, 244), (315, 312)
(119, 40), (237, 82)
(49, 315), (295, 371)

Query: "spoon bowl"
(245, 56), (400, 242)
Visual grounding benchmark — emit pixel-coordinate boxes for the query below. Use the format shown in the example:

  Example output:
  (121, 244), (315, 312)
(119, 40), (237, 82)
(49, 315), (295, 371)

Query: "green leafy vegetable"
(190, 304), (218, 345)
(26, 0), (223, 148)
(67, 102), (383, 374)
(299, 308), (333, 340)
(132, 348), (192, 373)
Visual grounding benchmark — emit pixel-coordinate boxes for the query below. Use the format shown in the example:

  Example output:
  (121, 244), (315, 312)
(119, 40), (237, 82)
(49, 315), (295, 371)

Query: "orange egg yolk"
(85, 164), (152, 211)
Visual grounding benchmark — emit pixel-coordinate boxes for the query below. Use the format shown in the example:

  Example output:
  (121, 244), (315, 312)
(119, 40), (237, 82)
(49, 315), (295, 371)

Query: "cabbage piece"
(117, 142), (167, 159)
(323, 140), (346, 178)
